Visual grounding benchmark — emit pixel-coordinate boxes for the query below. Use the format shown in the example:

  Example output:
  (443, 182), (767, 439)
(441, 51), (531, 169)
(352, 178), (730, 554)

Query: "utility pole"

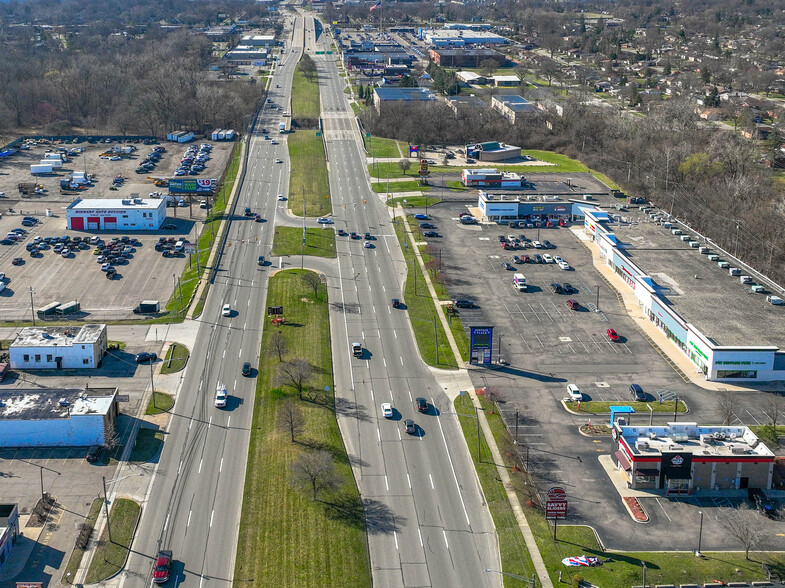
(302, 186), (306, 270)
(434, 320), (439, 365)
(178, 278), (183, 314)
(150, 360), (156, 409)
(102, 476), (113, 543)
(475, 405), (481, 462)
(30, 286), (36, 326)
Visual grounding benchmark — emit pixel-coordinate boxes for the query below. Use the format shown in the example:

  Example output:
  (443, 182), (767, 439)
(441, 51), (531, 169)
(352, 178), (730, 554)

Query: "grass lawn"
(573, 400), (687, 414)
(368, 161), (420, 180)
(350, 102), (364, 116)
(156, 143), (241, 321)
(445, 180), (469, 191)
(392, 217), (458, 368)
(63, 498), (102, 584)
(386, 195), (442, 208)
(145, 391), (174, 415)
(288, 131), (332, 217)
(128, 428), (164, 462)
(291, 62), (320, 121)
(465, 393), (785, 587)
(749, 424), (785, 452)
(364, 136), (404, 158)
(591, 170), (620, 190)
(160, 342), (189, 374)
(371, 181), (429, 193)
(272, 226), (337, 258)
(233, 270), (371, 587)
(84, 498), (141, 584)
(107, 340), (126, 350)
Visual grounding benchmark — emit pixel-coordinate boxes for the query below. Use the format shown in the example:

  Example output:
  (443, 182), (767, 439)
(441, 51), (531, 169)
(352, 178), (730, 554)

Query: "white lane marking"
(385, 476), (389, 491)
(418, 528), (423, 548)
(164, 513), (170, 532)
(239, 349), (242, 357)
(407, 390), (413, 402)
(198, 459), (203, 473)
(656, 498), (672, 522)
(228, 416), (231, 428)
(208, 416), (213, 430)
(178, 461), (183, 475)
(434, 404), (472, 526)
(377, 428), (381, 442)
(210, 510), (215, 528)
(400, 356), (404, 365)
(383, 357), (386, 367)
(223, 349), (226, 358)
(397, 429), (401, 441)
(443, 530), (449, 549)
(393, 531), (399, 550)
(429, 474), (434, 490)
(394, 331), (397, 339)
(407, 474), (411, 489)
(187, 510), (192, 527)
(220, 458), (224, 473)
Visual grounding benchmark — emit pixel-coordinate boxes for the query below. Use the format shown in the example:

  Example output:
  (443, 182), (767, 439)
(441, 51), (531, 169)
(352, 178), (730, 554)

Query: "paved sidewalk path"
(399, 206), (555, 588)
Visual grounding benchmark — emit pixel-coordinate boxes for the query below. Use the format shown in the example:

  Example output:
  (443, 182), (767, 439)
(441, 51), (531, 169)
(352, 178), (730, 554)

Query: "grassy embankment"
(233, 270), (371, 587)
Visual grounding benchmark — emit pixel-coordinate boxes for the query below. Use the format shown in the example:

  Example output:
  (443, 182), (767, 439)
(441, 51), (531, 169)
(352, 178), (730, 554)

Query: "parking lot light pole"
(102, 475), (113, 543)
(30, 286), (36, 326)
(642, 562), (647, 588)
(150, 361), (156, 409)
(674, 396), (679, 422)
(696, 510), (704, 557)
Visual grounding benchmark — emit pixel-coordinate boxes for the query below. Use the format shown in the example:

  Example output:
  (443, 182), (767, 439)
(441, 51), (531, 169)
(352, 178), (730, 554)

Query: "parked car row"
(136, 146), (166, 174)
(174, 143), (211, 177)
(155, 236), (189, 258)
(499, 234), (555, 251)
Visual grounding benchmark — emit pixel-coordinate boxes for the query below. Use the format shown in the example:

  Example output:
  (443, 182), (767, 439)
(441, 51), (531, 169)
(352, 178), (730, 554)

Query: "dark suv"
(453, 299), (474, 308)
(629, 384), (646, 401)
(415, 397), (428, 413)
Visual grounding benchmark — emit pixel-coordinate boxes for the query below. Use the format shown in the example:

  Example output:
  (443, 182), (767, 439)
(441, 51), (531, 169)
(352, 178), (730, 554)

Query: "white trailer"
(31, 164), (53, 174)
(42, 159), (62, 169)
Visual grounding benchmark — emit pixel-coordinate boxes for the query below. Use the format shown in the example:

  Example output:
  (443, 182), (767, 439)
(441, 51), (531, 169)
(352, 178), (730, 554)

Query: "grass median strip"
(371, 180), (429, 193)
(292, 60), (320, 121)
(234, 269), (371, 587)
(63, 497), (102, 584)
(571, 400), (687, 414)
(128, 428), (164, 462)
(288, 131), (332, 217)
(84, 498), (141, 584)
(464, 393), (785, 586)
(386, 195), (442, 208)
(145, 391), (174, 415)
(272, 226), (336, 258)
(392, 217), (458, 368)
(160, 342), (189, 374)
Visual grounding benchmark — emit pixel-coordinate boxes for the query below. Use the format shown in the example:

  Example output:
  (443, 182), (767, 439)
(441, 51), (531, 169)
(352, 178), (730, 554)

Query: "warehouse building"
(456, 71), (487, 85)
(585, 208), (785, 381)
(492, 75), (521, 87)
(66, 197), (166, 231)
(466, 141), (521, 162)
(0, 388), (118, 448)
(10, 324), (108, 370)
(492, 95), (535, 124)
(461, 168), (524, 188)
(611, 422), (775, 492)
(240, 34), (276, 47)
(224, 46), (269, 65)
(419, 29), (510, 47)
(428, 48), (505, 68)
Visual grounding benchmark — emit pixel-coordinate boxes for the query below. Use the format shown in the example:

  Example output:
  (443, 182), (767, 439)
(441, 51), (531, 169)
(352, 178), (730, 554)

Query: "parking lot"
(0, 137), (236, 320)
(421, 197), (785, 552)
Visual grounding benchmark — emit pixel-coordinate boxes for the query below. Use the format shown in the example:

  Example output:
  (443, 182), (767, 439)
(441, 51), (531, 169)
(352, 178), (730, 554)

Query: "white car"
(215, 382), (228, 408)
(222, 303), (231, 316)
(275, 158), (283, 164)
(317, 217), (333, 224)
(381, 403), (393, 418)
(553, 255), (563, 264)
(558, 260), (570, 270)
(532, 241), (543, 249)
(277, 194), (286, 201)
(364, 240), (372, 248)
(101, 263), (111, 271)
(542, 254), (553, 263)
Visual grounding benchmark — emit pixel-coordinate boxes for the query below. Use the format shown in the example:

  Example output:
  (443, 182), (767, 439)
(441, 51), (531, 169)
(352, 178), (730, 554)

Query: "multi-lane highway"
(116, 12), (499, 588)
(117, 15), (306, 588)
(301, 16), (501, 588)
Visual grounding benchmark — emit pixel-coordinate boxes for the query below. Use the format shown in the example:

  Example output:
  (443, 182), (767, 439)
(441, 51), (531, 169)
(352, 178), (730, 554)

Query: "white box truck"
(30, 163), (52, 174)
(513, 273), (527, 292)
(41, 159), (62, 169)
(279, 122), (286, 133)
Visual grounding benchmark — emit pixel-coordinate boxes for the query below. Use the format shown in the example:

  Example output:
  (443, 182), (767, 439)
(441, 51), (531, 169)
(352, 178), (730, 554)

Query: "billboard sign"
(470, 326), (493, 365)
(168, 178), (217, 193)
(546, 486), (568, 520)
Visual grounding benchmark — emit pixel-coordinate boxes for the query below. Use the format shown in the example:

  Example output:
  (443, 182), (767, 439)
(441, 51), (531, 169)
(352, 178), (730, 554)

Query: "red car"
(153, 550), (172, 584)
(607, 328), (620, 342)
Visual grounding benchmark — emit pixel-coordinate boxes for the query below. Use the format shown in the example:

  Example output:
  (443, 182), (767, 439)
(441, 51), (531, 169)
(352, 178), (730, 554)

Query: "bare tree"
(761, 395), (783, 428)
(482, 386), (506, 409)
(104, 418), (121, 453)
(277, 399), (305, 442)
(270, 330), (288, 363)
(274, 359), (315, 400)
(301, 272), (322, 301)
(398, 159), (412, 174)
(290, 450), (341, 501)
(715, 391), (736, 425)
(722, 503), (762, 560)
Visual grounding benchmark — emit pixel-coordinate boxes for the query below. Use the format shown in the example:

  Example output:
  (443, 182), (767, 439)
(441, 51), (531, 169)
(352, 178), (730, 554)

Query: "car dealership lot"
(427, 201), (785, 551)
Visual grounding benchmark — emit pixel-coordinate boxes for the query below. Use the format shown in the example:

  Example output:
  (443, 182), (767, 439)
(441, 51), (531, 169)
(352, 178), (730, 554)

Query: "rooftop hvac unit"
(648, 432), (657, 439)
(635, 439), (650, 450)
(670, 445), (685, 451)
(749, 439), (759, 448)
(729, 432), (738, 440)
(731, 445), (747, 454)
(700, 434), (713, 444)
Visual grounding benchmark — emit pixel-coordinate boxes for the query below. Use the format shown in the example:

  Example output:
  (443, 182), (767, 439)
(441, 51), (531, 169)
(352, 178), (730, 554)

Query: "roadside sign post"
(546, 487), (568, 542)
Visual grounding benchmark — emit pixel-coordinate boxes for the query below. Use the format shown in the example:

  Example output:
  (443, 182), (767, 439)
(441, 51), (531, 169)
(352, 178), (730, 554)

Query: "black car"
(423, 231), (440, 237)
(258, 255), (265, 266)
(135, 352), (158, 364)
(415, 397), (428, 413)
(501, 262), (515, 271)
(86, 445), (104, 463)
(404, 419), (416, 434)
(392, 298), (400, 308)
(562, 283), (575, 294)
(420, 223), (435, 229)
(242, 362), (252, 376)
(512, 255), (523, 264)
(749, 488), (777, 518)
(550, 283), (563, 294)
(453, 299), (474, 308)
(543, 240), (553, 249)
(106, 268), (117, 278)
(629, 384), (646, 401)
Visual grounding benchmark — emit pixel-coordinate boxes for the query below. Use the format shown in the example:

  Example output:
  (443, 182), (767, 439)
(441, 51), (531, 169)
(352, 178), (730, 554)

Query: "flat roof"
(609, 210), (785, 347)
(0, 388), (117, 421)
(619, 422), (774, 459)
(11, 324), (106, 348)
(68, 198), (164, 211)
(374, 87), (436, 101)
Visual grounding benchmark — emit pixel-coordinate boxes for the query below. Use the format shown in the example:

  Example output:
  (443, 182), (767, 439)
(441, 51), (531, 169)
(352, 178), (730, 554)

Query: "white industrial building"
(420, 29), (509, 47)
(66, 197), (166, 231)
(240, 34), (276, 47)
(492, 95), (535, 124)
(10, 324), (108, 370)
(461, 168), (524, 188)
(0, 388), (118, 448)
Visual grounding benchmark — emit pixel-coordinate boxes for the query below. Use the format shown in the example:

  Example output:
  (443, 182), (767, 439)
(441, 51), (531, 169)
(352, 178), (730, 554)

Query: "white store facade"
(66, 197), (166, 231)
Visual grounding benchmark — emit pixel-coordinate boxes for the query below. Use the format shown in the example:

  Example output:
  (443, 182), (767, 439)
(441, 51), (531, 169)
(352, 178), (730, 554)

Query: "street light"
(695, 510), (704, 557)
(103, 473), (144, 543)
(642, 562), (647, 588)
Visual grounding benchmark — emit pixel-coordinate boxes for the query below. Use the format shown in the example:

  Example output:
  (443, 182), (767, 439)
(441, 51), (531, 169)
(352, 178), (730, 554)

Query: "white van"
(174, 240), (184, 252)
(767, 295), (783, 306)
(567, 384), (582, 401)
(513, 273), (527, 292)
